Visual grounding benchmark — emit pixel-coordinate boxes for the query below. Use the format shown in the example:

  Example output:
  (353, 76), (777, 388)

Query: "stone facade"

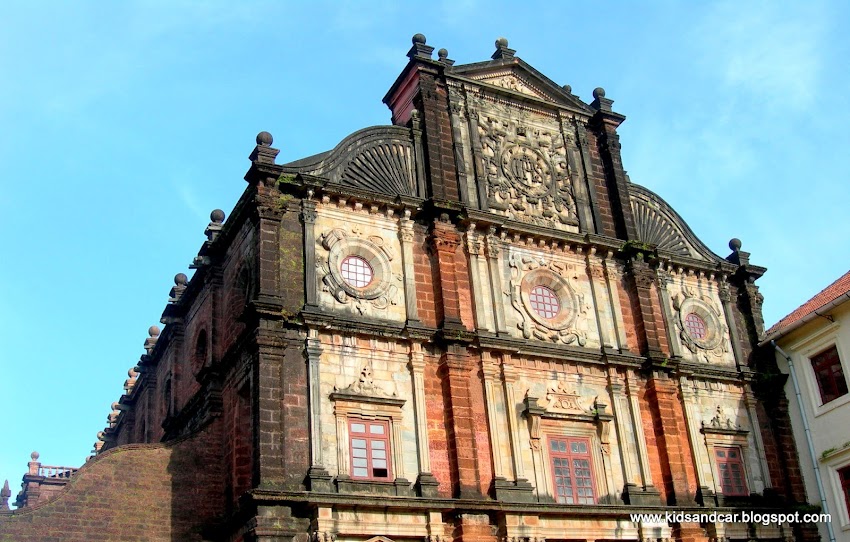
(0, 36), (820, 542)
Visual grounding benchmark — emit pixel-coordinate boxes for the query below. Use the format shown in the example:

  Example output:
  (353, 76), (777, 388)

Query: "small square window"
(348, 419), (392, 481)
(811, 346), (848, 404)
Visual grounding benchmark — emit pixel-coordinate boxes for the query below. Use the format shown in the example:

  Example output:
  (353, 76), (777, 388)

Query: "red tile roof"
(766, 270), (850, 338)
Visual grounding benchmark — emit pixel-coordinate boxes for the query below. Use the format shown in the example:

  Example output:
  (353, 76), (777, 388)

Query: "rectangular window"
(811, 346), (848, 404)
(548, 436), (595, 504)
(715, 447), (748, 496)
(839, 465), (850, 516)
(348, 419), (392, 481)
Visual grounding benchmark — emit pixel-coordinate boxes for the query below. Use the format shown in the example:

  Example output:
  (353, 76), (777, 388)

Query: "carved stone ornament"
(702, 405), (743, 432)
(318, 227), (399, 313)
(335, 362), (397, 398)
(671, 285), (728, 362)
(509, 253), (587, 345)
(477, 114), (578, 231)
(545, 382), (588, 414)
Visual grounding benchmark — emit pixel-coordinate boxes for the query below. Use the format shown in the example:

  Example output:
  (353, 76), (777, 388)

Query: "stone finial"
(492, 36), (516, 60)
(169, 272), (188, 303)
(249, 131), (280, 165)
(591, 87), (614, 112)
(0, 480), (10, 511)
(407, 33), (434, 60)
(562, 84), (572, 94)
(28, 452), (40, 475)
(144, 326), (160, 355)
(205, 209), (225, 242)
(436, 47), (455, 67)
(726, 237), (750, 266)
(124, 367), (139, 394)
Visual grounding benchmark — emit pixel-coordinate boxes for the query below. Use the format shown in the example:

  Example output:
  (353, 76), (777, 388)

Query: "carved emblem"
(478, 114), (578, 231)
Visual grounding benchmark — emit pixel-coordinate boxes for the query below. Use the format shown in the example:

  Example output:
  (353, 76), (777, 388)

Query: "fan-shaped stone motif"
(629, 185), (724, 263)
(631, 196), (691, 257)
(340, 142), (415, 196)
(279, 126), (420, 198)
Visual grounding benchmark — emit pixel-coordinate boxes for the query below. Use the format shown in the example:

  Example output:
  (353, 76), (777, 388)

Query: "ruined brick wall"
(0, 422), (224, 542)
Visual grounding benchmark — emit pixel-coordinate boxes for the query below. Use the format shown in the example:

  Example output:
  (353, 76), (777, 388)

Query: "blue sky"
(1, 1), (848, 497)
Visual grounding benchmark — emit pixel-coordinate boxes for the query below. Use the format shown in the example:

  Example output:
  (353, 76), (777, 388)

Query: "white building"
(764, 270), (850, 542)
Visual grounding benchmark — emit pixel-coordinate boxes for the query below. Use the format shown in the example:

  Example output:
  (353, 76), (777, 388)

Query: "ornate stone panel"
(475, 112), (579, 231)
(314, 206), (406, 321)
(506, 248), (599, 347)
(666, 273), (735, 366)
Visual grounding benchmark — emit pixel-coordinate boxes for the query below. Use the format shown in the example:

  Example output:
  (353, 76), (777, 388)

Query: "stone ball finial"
(148, 325), (161, 337)
(210, 209), (225, 223)
(593, 87), (606, 99)
(256, 131), (273, 146)
(30, 451), (39, 461)
(437, 48), (448, 60)
(412, 33), (426, 44)
(562, 84), (572, 94)
(496, 37), (509, 48)
(111, 402), (120, 410)
(174, 272), (188, 285)
(729, 238), (742, 251)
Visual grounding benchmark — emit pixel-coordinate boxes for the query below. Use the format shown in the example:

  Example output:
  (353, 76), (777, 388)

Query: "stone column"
(481, 351), (506, 480)
(624, 372), (661, 503)
(485, 227), (508, 334)
(302, 198), (319, 307)
(606, 369), (638, 497)
(602, 253), (630, 351)
(585, 247), (612, 351)
(656, 264), (682, 358)
(306, 329), (331, 491)
(464, 223), (491, 332)
(448, 90), (471, 205)
(679, 376), (715, 505)
(399, 210), (420, 325)
(743, 388), (772, 492)
(498, 355), (534, 502)
(409, 342), (439, 496)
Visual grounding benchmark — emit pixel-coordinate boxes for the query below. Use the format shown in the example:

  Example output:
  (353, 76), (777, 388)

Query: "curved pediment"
(281, 126), (418, 197)
(630, 184), (724, 263)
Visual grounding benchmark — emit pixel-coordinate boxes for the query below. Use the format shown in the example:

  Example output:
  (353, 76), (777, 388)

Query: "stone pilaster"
(431, 218), (464, 329)
(678, 376), (716, 505)
(496, 355), (534, 502)
(305, 329), (331, 491)
(409, 342), (439, 496)
(399, 210), (421, 325)
(485, 227), (508, 334)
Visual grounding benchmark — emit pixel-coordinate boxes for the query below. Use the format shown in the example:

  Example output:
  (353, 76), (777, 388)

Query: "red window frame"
(548, 436), (595, 504)
(348, 419), (392, 481)
(715, 446), (748, 496)
(839, 465), (850, 516)
(811, 346), (848, 404)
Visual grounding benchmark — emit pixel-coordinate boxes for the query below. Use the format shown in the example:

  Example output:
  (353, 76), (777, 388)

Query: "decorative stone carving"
(545, 382), (587, 413)
(702, 405), (742, 431)
(335, 362), (397, 399)
(477, 113), (578, 231)
(318, 227), (399, 314)
(279, 126), (418, 197)
(671, 286), (728, 362)
(508, 253), (586, 345)
(630, 185), (725, 262)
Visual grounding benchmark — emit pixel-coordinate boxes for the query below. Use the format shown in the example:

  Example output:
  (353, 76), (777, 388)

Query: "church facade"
(0, 36), (819, 542)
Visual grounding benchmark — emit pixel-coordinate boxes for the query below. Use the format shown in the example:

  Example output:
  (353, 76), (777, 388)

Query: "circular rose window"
(529, 285), (560, 319)
(684, 312), (707, 340)
(340, 256), (373, 288)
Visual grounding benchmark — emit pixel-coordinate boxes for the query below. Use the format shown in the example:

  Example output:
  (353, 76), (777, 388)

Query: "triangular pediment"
(452, 59), (592, 114)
